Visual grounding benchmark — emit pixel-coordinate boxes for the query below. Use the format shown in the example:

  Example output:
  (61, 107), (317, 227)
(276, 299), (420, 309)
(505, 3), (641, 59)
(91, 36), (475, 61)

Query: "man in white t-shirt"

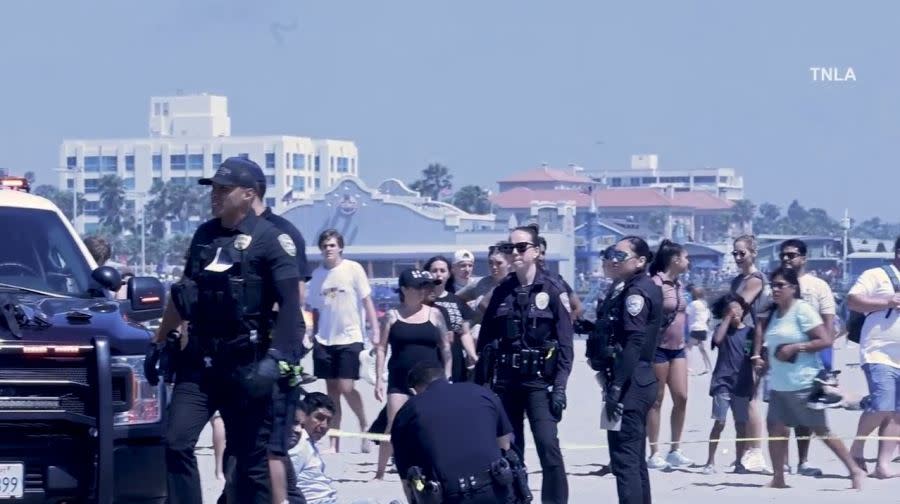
(779, 239), (838, 476)
(307, 229), (380, 453)
(848, 236), (900, 479)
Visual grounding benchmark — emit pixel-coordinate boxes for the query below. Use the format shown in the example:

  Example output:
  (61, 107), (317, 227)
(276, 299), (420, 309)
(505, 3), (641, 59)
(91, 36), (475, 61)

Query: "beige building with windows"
(58, 94), (358, 233)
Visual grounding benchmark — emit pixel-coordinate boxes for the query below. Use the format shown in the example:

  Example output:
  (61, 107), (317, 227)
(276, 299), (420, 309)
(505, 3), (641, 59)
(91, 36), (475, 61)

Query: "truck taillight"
(111, 355), (162, 425)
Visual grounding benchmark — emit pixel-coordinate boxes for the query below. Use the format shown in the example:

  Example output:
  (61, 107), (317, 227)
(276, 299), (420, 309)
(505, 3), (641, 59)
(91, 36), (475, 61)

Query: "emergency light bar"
(0, 177), (30, 193)
(0, 344), (91, 355)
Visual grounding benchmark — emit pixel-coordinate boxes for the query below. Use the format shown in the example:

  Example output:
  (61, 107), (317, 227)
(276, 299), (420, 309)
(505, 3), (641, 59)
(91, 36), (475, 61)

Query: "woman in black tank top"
(373, 268), (451, 480)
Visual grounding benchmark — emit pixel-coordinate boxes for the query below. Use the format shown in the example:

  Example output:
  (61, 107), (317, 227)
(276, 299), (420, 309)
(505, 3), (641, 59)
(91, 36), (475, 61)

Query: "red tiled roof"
(498, 167), (592, 184)
(594, 188), (672, 207)
(670, 191), (734, 210)
(490, 187), (593, 207)
(491, 187), (734, 211)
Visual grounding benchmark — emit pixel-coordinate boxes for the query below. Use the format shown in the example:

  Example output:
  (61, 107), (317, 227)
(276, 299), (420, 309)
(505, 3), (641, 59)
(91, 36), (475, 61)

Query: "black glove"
(144, 342), (162, 386)
(242, 349), (300, 399)
(549, 388), (567, 421)
(604, 385), (624, 422)
(573, 318), (595, 335)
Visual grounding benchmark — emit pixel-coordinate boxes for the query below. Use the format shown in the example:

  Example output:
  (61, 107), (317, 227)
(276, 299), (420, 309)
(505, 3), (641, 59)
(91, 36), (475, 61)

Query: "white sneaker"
(701, 464), (717, 475)
(666, 450), (694, 468)
(647, 453), (669, 469)
(741, 448), (770, 473)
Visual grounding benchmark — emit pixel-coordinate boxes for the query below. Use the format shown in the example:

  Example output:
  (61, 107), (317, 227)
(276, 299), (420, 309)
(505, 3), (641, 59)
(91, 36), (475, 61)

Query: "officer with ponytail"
(476, 223), (573, 504)
(598, 236), (663, 504)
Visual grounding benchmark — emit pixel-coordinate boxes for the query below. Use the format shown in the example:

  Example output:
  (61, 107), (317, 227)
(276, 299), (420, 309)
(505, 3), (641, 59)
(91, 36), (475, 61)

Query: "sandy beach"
(196, 340), (900, 503)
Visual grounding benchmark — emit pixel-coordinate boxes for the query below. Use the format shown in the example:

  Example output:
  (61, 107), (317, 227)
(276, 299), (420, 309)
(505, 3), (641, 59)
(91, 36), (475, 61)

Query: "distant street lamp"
(841, 209), (851, 287)
(127, 191), (147, 275)
(54, 164), (84, 232)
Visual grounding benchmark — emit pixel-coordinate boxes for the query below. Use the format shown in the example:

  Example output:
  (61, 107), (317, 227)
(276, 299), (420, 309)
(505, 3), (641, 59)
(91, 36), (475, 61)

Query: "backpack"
(847, 265), (900, 344)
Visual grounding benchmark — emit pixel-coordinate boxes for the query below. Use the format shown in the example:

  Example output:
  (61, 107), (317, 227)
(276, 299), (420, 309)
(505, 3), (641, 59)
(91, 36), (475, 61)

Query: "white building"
(587, 154), (745, 201)
(59, 94), (359, 233)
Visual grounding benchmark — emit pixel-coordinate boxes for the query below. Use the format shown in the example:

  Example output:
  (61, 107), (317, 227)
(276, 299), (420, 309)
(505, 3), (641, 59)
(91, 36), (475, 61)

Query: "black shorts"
(313, 342), (363, 380)
(689, 330), (708, 342)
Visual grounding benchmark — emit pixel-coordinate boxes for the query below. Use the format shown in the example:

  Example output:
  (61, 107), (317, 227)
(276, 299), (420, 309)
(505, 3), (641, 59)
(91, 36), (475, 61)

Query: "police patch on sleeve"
(277, 234), (297, 256)
(625, 294), (645, 316)
(559, 292), (571, 313)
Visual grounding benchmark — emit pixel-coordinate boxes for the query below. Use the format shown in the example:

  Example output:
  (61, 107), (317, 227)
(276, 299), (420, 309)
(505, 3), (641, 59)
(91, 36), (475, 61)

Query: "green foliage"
(452, 185), (492, 214)
(33, 184), (85, 220)
(409, 163), (453, 201)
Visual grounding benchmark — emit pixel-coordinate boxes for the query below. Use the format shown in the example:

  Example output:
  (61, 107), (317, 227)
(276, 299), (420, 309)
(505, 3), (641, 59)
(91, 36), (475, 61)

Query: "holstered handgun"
(406, 466), (442, 504)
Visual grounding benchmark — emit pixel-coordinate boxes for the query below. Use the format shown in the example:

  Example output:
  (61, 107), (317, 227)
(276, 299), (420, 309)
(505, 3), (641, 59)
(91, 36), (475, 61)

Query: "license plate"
(0, 463), (23, 499)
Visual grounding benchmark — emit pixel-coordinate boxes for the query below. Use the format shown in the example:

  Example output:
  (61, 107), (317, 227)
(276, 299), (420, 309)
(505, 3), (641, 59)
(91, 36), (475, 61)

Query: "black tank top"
(388, 310), (442, 372)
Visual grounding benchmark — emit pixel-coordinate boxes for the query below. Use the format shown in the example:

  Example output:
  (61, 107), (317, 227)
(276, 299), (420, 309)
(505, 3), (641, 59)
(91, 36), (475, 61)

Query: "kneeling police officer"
(586, 237), (662, 504)
(152, 157), (304, 504)
(391, 362), (531, 504)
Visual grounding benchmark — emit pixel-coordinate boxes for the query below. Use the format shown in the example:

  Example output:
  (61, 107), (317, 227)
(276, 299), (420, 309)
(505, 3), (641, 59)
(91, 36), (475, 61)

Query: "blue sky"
(0, 0), (896, 219)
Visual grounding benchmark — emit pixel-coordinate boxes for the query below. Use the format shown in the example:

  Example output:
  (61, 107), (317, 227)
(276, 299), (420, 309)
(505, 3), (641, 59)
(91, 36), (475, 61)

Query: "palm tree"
(730, 199), (756, 235)
(98, 175), (129, 235)
(409, 163), (453, 201)
(452, 185), (492, 214)
(33, 184), (85, 221)
(145, 180), (212, 238)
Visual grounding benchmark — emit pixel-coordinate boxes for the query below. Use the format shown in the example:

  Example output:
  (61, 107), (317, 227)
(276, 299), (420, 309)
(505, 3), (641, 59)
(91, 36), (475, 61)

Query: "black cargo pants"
(165, 347), (287, 504)
(607, 361), (658, 504)
(498, 383), (568, 504)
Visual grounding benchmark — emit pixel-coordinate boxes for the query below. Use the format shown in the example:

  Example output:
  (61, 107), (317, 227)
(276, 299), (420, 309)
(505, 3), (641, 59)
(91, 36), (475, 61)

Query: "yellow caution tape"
(324, 429), (900, 449)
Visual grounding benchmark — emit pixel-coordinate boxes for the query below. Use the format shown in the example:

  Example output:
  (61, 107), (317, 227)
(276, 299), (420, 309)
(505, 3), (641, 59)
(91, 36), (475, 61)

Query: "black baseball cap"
(199, 157), (265, 191)
(398, 268), (441, 289)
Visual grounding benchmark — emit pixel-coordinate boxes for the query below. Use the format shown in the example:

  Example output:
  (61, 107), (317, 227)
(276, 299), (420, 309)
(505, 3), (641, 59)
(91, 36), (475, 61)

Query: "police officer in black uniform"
(391, 361), (531, 504)
(476, 224), (573, 504)
(211, 160), (311, 504)
(153, 157), (303, 504)
(592, 236), (662, 504)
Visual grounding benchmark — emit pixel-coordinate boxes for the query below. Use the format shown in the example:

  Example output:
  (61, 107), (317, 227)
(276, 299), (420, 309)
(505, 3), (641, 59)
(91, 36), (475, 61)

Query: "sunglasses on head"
(498, 242), (533, 254)
(602, 248), (633, 263)
(780, 252), (804, 260)
(731, 250), (748, 258)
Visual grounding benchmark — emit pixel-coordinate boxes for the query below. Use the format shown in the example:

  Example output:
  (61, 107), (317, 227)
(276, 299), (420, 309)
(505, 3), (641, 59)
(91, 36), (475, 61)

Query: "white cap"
(453, 249), (474, 264)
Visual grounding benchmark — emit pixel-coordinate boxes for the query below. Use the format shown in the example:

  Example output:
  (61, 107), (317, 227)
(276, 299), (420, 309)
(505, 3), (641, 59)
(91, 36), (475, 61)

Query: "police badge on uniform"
(277, 234), (297, 256)
(234, 234), (252, 251)
(535, 292), (550, 310)
(625, 294), (645, 316)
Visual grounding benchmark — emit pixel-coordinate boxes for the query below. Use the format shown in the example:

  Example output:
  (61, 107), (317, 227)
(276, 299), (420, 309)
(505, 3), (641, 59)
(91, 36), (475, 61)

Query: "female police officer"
(476, 224), (573, 504)
(600, 236), (663, 504)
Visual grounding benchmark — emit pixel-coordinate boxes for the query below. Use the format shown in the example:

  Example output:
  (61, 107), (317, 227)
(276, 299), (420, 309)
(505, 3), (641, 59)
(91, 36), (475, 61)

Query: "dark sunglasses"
(602, 248), (633, 263)
(770, 281), (795, 289)
(780, 252), (804, 260)
(731, 250), (748, 258)
(498, 242), (533, 254)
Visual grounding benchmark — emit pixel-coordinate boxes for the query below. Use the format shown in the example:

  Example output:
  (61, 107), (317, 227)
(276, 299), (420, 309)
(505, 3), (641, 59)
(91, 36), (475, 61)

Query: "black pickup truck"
(0, 189), (168, 503)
